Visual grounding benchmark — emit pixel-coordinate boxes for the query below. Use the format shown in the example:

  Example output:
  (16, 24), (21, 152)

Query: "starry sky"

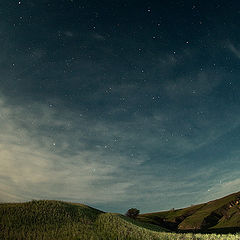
(1, 0), (240, 213)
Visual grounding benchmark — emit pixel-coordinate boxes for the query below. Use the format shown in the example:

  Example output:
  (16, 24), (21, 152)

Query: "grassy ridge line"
(179, 192), (240, 230)
(1, 200), (240, 239)
(139, 191), (240, 232)
(138, 202), (206, 229)
(0, 200), (101, 240)
(0, 200), (167, 240)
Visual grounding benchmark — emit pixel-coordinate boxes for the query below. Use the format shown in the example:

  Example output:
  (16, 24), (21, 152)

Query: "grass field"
(1, 200), (240, 240)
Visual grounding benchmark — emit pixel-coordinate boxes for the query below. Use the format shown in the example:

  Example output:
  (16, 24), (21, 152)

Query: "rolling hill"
(138, 191), (240, 233)
(0, 200), (168, 240)
(2, 193), (240, 239)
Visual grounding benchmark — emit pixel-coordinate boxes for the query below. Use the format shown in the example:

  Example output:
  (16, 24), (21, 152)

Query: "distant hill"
(2, 193), (240, 239)
(0, 200), (167, 240)
(138, 191), (240, 233)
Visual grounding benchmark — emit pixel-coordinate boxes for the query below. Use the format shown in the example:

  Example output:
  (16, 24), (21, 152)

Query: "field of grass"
(1, 200), (240, 239)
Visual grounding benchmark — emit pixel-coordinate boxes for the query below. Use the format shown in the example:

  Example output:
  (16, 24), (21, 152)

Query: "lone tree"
(125, 208), (140, 219)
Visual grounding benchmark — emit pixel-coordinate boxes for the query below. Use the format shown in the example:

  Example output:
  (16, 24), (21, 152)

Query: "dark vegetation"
(126, 208), (140, 219)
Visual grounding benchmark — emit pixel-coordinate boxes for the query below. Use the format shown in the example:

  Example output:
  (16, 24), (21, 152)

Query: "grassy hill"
(0, 200), (102, 239)
(1, 197), (240, 239)
(0, 200), (169, 240)
(138, 191), (240, 233)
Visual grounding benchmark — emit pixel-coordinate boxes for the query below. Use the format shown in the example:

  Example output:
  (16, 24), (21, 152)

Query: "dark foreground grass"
(1, 200), (240, 240)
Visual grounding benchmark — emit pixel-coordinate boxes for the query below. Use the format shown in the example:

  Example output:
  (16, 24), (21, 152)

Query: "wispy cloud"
(1, 90), (240, 213)
(92, 33), (105, 41)
(0, 39), (240, 213)
(0, 95), (135, 204)
(228, 43), (240, 59)
(163, 70), (223, 98)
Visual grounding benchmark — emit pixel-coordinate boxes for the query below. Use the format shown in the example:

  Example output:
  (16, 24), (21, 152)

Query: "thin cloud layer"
(1, 1), (240, 214)
(1, 91), (240, 212)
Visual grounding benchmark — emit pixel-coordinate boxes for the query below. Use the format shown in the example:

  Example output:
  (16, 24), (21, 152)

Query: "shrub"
(125, 208), (140, 219)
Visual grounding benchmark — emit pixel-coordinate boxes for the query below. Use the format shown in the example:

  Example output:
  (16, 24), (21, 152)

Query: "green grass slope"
(1, 199), (240, 239)
(0, 200), (103, 240)
(138, 191), (240, 233)
(0, 200), (167, 240)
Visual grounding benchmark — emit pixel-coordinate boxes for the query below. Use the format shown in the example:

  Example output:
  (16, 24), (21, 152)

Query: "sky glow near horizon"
(1, 0), (240, 213)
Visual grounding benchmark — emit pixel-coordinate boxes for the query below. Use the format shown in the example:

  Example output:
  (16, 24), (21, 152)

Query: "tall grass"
(1, 200), (240, 240)
(0, 200), (100, 240)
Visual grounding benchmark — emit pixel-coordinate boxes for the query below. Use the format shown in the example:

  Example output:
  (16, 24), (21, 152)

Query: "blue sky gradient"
(1, 0), (240, 213)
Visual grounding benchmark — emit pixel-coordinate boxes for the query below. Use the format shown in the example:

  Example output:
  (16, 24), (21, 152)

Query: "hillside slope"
(2, 199), (240, 239)
(0, 200), (102, 239)
(138, 191), (240, 233)
(0, 200), (167, 240)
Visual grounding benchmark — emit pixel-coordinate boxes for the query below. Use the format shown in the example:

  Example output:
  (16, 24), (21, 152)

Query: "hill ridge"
(0, 199), (167, 239)
(138, 191), (240, 233)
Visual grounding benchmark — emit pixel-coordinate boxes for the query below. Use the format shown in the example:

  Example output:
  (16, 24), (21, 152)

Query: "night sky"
(1, 0), (240, 213)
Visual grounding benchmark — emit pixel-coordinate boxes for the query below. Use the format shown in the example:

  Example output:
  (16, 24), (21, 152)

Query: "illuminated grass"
(1, 200), (240, 240)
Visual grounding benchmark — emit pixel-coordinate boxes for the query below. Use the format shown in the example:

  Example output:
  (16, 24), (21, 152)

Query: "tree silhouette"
(125, 208), (140, 219)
